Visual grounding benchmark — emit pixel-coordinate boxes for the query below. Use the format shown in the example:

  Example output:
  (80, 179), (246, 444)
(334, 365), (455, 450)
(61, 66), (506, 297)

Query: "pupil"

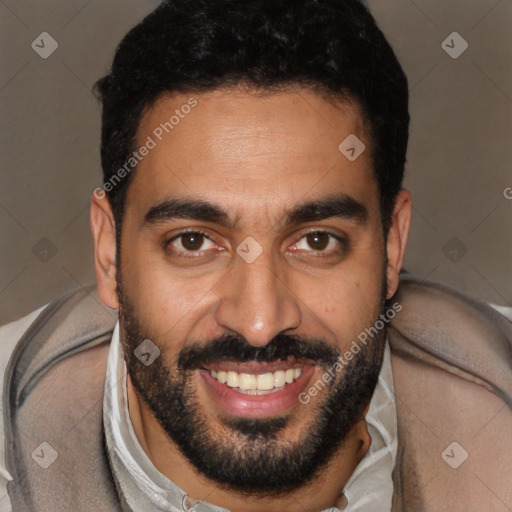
(308, 232), (328, 250)
(183, 233), (203, 251)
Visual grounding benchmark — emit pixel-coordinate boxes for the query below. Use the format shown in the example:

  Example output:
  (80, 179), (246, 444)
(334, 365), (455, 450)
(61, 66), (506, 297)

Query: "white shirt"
(103, 321), (399, 512)
(1, 301), (511, 511)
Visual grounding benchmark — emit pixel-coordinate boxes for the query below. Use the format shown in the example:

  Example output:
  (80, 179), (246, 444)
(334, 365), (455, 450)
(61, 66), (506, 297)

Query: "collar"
(103, 322), (397, 512)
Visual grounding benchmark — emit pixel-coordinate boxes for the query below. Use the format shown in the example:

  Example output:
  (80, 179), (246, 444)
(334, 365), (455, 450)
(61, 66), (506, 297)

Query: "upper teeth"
(211, 368), (303, 391)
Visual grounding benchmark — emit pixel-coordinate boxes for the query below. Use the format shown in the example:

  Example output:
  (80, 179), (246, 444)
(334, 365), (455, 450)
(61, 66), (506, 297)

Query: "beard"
(117, 283), (387, 495)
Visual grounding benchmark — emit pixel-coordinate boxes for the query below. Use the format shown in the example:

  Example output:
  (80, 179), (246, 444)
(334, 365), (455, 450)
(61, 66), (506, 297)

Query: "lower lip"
(199, 366), (315, 418)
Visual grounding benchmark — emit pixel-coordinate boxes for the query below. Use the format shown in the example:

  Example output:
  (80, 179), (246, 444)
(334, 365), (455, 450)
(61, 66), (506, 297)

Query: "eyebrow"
(141, 193), (368, 230)
(285, 193), (368, 226)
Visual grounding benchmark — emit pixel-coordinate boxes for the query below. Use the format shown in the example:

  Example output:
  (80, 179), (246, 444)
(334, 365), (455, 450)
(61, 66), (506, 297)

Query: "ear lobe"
(90, 190), (119, 309)
(385, 189), (412, 299)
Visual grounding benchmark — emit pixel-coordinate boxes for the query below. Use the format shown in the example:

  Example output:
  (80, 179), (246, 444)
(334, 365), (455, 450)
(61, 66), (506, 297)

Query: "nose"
(214, 253), (302, 347)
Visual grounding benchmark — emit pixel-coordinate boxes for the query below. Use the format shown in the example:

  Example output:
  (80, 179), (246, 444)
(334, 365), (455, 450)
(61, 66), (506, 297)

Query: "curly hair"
(95, 0), (409, 241)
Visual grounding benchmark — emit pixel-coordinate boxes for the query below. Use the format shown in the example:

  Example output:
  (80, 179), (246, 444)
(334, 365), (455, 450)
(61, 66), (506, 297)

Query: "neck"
(127, 373), (371, 512)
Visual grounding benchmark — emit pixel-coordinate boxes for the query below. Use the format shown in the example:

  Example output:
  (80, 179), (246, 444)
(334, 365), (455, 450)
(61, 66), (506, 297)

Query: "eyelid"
(289, 229), (348, 254)
(167, 228), (212, 243)
(164, 228), (348, 257)
(165, 228), (218, 255)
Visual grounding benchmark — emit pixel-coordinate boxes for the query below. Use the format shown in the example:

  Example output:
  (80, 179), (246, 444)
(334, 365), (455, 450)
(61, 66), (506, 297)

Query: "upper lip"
(201, 359), (315, 374)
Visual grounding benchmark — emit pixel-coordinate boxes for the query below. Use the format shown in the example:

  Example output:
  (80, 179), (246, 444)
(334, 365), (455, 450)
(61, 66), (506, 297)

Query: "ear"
(90, 189), (119, 309)
(385, 189), (412, 299)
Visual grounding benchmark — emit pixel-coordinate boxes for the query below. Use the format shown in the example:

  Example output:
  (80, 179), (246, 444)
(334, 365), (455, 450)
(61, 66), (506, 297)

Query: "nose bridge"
(214, 251), (302, 346)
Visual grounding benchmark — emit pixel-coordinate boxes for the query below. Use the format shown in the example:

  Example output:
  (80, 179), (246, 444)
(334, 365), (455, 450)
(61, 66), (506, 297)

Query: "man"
(1, 0), (511, 511)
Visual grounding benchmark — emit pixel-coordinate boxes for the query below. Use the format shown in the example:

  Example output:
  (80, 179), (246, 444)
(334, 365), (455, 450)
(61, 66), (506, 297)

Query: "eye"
(291, 231), (345, 254)
(167, 231), (216, 254)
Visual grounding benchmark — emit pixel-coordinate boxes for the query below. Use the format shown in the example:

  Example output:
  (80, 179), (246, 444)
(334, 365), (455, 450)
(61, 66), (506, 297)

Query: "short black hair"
(95, 0), (409, 242)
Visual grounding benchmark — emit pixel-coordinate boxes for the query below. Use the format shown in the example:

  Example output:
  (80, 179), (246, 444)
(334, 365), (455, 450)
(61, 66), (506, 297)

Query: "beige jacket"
(2, 274), (512, 511)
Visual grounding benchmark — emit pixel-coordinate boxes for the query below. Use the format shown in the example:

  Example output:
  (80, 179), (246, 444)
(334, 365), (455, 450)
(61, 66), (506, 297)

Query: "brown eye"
(167, 231), (216, 254)
(292, 231), (346, 255)
(306, 232), (330, 251)
(181, 232), (205, 251)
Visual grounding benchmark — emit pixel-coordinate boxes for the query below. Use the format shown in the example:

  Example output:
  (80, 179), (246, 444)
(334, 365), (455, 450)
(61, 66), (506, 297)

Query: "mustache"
(177, 333), (340, 370)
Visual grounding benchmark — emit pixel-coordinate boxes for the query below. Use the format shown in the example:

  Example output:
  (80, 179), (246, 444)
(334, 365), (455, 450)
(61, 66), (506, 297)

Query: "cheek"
(121, 252), (221, 350)
(297, 263), (384, 347)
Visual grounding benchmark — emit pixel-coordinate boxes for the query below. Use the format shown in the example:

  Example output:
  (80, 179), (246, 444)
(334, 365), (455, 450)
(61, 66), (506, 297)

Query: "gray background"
(0, 0), (511, 326)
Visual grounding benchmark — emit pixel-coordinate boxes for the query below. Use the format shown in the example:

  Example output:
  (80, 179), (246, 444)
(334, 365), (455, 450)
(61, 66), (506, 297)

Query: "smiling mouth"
(198, 362), (315, 418)
(208, 368), (304, 395)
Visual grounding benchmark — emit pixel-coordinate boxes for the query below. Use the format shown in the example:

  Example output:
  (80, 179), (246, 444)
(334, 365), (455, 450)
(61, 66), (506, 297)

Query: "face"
(92, 86), (410, 494)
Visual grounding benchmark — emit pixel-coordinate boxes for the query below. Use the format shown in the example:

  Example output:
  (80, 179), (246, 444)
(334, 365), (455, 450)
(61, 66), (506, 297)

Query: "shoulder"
(389, 273), (512, 406)
(0, 306), (49, 369)
(391, 351), (512, 510)
(388, 275), (512, 510)
(0, 288), (116, 512)
(0, 304), (49, 512)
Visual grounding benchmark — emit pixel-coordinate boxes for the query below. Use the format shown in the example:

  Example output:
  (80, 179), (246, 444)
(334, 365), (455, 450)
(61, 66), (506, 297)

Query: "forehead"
(126, 87), (377, 225)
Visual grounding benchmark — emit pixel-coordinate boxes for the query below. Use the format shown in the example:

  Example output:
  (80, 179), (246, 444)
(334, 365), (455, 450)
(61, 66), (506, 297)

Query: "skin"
(90, 86), (411, 512)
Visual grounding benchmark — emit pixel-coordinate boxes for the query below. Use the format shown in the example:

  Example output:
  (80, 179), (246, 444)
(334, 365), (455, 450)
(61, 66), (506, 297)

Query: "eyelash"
(164, 229), (348, 258)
